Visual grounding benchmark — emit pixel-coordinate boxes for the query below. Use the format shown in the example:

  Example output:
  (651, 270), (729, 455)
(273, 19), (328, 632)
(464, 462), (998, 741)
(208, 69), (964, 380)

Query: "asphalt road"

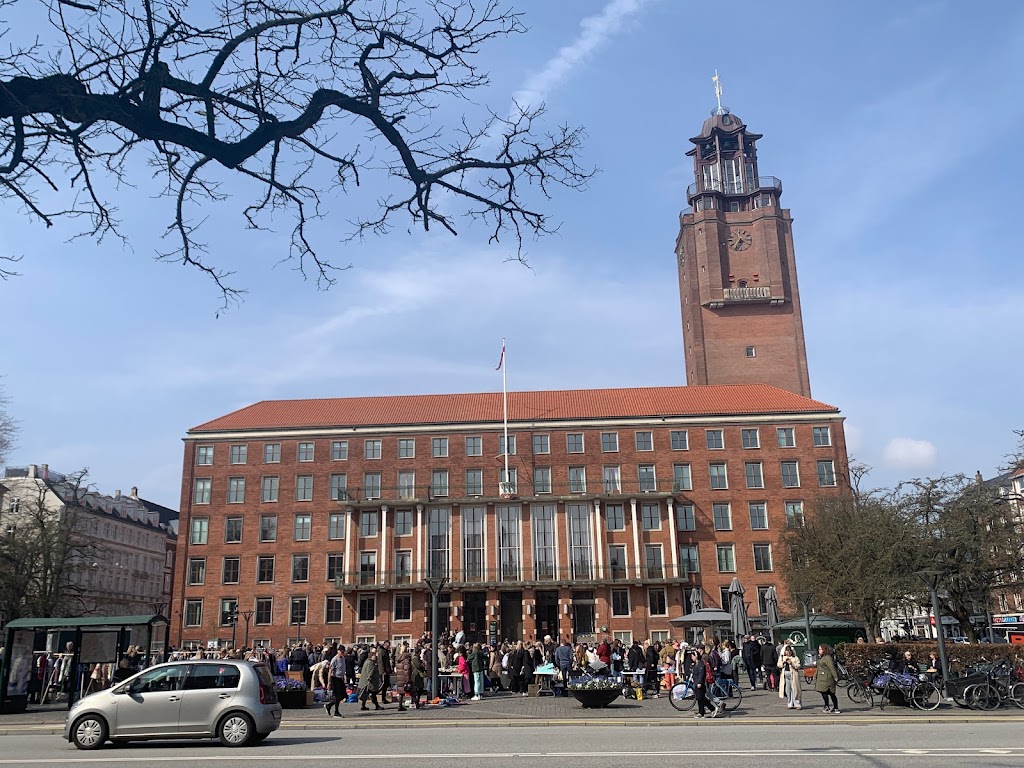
(3, 723), (1024, 767)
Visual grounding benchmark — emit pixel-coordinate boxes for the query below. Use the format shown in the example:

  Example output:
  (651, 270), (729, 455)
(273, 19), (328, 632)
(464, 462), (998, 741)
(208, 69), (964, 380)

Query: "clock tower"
(675, 101), (811, 397)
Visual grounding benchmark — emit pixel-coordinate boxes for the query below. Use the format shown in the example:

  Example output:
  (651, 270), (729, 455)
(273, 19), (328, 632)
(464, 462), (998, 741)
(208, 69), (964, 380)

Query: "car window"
(184, 664), (241, 690)
(253, 664), (274, 687)
(130, 664), (187, 694)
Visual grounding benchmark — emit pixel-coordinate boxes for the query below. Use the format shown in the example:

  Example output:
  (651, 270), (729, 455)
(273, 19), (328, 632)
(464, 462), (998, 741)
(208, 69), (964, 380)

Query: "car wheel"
(218, 712), (255, 747)
(71, 715), (108, 750)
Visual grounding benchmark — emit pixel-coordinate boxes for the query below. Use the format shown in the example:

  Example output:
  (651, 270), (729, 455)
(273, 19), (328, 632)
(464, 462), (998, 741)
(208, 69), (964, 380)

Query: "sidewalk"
(5, 687), (1024, 734)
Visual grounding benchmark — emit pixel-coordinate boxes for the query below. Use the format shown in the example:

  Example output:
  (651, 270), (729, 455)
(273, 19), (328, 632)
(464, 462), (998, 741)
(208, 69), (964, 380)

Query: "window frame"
(331, 440), (349, 461)
(364, 439), (382, 460)
(712, 502), (732, 531)
(533, 434), (550, 455)
(600, 432), (619, 453)
(566, 433), (585, 453)
(398, 438), (416, 459)
(670, 430), (689, 451)
(776, 427), (796, 448)
(297, 442), (315, 462)
(705, 429), (724, 450)
(741, 428), (760, 449)
(709, 462), (728, 490)
(432, 437), (449, 458)
(196, 445), (214, 466)
(716, 544), (737, 573)
(263, 443), (281, 463)
(635, 431), (654, 451)
(611, 588), (630, 616)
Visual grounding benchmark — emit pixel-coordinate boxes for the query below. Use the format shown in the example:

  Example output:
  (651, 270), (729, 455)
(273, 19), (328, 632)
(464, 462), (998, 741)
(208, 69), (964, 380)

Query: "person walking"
(778, 645), (802, 709)
(325, 647), (348, 718)
(554, 639), (573, 696)
(410, 651), (427, 709)
(761, 638), (778, 691)
(359, 651), (382, 711)
(393, 643), (412, 712)
(469, 643), (485, 700)
(509, 641), (527, 695)
(377, 641), (393, 705)
(814, 644), (841, 714)
(689, 648), (722, 719)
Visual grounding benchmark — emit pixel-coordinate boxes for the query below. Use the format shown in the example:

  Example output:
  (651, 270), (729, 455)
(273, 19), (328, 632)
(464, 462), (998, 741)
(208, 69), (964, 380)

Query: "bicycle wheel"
(720, 680), (743, 711)
(966, 683), (1000, 711)
(846, 682), (874, 708)
(1008, 682), (1024, 710)
(668, 681), (696, 712)
(910, 681), (940, 711)
(877, 684), (892, 710)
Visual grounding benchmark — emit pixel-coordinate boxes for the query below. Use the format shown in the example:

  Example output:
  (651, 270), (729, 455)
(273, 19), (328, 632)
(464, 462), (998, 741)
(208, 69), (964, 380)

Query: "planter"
(277, 690), (309, 709)
(570, 688), (621, 708)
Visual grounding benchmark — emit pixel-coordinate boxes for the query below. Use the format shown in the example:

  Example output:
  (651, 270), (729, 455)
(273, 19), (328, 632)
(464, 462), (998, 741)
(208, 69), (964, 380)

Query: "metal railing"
(331, 478), (675, 505)
(686, 175), (782, 199)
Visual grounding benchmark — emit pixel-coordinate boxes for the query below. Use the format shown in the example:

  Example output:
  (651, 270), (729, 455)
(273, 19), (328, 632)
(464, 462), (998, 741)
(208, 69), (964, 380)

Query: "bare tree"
(0, 0), (592, 310)
(0, 381), (17, 466)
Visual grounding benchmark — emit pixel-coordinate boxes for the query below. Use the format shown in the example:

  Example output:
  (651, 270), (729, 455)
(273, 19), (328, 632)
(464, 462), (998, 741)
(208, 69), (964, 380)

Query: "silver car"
(64, 660), (282, 750)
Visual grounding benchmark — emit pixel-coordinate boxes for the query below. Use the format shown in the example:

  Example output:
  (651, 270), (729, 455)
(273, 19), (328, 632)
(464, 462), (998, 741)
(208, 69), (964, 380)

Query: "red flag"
(495, 339), (505, 371)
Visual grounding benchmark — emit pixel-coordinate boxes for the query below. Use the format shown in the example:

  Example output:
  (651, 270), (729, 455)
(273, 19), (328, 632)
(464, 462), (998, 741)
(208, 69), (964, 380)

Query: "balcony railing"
(328, 563), (694, 589)
(686, 175), (782, 199)
(332, 478), (673, 505)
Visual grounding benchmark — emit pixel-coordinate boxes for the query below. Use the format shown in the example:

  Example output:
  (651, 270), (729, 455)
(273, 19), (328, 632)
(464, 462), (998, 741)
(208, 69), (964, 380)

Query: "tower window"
(729, 202), (740, 212)
(745, 346), (756, 358)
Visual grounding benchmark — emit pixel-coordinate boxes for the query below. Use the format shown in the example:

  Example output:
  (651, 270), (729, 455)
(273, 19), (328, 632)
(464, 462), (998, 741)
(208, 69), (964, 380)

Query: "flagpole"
(501, 337), (509, 489)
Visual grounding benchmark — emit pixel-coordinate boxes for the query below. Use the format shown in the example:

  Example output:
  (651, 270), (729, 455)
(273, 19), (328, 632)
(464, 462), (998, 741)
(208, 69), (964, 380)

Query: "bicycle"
(669, 676), (743, 712)
(875, 670), (940, 711)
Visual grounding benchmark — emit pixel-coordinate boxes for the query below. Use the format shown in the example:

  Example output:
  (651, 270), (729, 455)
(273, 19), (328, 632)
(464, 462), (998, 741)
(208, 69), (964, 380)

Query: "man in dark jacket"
(760, 638), (778, 691)
(742, 635), (762, 691)
(690, 649), (716, 718)
(644, 642), (660, 696)
(377, 641), (393, 703)
(509, 641), (528, 695)
(553, 640), (574, 695)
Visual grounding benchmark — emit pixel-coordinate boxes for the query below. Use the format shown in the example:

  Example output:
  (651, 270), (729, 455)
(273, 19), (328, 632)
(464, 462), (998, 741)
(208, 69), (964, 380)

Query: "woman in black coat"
(760, 639), (779, 690)
(644, 642), (660, 695)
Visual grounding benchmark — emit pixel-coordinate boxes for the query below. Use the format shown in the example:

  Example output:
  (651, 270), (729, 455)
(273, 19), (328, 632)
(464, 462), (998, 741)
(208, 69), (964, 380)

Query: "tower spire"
(712, 70), (725, 114)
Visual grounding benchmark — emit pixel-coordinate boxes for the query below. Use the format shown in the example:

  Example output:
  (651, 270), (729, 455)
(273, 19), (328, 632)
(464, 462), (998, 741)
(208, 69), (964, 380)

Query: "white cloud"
(883, 437), (938, 471)
(511, 0), (649, 111)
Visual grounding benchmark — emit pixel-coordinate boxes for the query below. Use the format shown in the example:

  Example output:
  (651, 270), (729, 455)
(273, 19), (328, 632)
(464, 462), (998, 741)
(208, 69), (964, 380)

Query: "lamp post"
(229, 607), (239, 650)
(239, 610), (255, 649)
(916, 569), (950, 687)
(793, 591), (814, 661)
(425, 575), (449, 701)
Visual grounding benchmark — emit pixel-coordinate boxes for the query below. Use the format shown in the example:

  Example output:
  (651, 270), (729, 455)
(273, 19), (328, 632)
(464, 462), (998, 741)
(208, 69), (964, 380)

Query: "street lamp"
(916, 569), (950, 688)
(239, 610), (255, 649)
(793, 591), (814, 661)
(425, 575), (449, 701)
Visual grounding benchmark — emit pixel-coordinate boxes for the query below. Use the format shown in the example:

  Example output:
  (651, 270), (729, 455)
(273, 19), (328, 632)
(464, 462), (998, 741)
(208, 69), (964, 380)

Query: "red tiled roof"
(189, 384), (839, 434)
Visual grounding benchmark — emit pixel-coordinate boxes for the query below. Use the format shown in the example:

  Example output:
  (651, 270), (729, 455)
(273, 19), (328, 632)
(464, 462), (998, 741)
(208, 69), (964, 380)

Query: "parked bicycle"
(668, 676), (743, 712)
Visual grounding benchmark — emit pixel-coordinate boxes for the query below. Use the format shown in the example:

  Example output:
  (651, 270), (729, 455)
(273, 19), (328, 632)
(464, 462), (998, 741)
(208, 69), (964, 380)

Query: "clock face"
(729, 229), (752, 251)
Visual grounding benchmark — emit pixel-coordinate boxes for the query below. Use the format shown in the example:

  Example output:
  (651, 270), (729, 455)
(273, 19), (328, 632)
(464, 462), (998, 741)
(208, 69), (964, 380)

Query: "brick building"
(172, 385), (847, 648)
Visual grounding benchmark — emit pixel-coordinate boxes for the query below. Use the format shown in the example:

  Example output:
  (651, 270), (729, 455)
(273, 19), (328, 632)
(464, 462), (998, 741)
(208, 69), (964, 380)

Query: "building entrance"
(535, 590), (559, 642)
(499, 591), (523, 643)
(462, 591), (487, 644)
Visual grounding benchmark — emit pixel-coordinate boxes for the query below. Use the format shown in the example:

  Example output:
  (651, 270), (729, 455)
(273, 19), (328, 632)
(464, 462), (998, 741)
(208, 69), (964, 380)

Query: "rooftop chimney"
(114, 489), (122, 501)
(40, 464), (49, 480)
(27, 464), (37, 479)
(130, 486), (138, 498)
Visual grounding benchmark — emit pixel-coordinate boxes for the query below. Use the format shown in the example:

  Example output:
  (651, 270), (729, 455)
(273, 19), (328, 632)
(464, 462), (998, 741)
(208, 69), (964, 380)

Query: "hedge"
(836, 641), (1019, 673)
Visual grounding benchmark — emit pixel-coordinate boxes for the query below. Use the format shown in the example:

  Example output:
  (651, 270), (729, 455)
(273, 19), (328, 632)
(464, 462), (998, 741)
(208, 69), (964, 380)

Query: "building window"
(360, 510), (378, 537)
(255, 598), (272, 625)
(264, 443), (281, 463)
(394, 550), (412, 584)
(635, 431), (653, 451)
(290, 597), (307, 627)
(785, 501), (804, 528)
(297, 442), (315, 462)
(498, 434), (517, 456)
(645, 545), (664, 578)
(257, 555), (275, 583)
(745, 346), (756, 358)
(358, 594), (376, 622)
(568, 467), (587, 494)
(328, 513), (345, 540)
(602, 466), (620, 493)
(781, 461), (800, 488)
(756, 587), (770, 616)
(190, 517), (208, 545)
(813, 426), (832, 447)
(432, 437), (448, 458)
(606, 503), (625, 531)
(331, 440), (349, 460)
(749, 502), (768, 530)
(220, 598), (238, 626)
(741, 428), (760, 449)
(466, 469), (483, 496)
(600, 432), (619, 452)
(532, 504), (556, 580)
(185, 600), (203, 626)
(196, 446), (214, 465)
(753, 544), (773, 572)
(330, 473), (348, 501)
(229, 445), (247, 464)
(187, 557), (206, 585)
(398, 438), (416, 459)
(259, 515), (277, 542)
(295, 475), (313, 501)
(566, 433), (584, 453)
(567, 503), (593, 579)
(394, 508), (412, 537)
(706, 430), (724, 450)
(223, 557), (240, 584)
(428, 507), (451, 578)
(533, 434), (550, 455)
(709, 463), (728, 490)
(396, 470), (415, 499)
(719, 586), (731, 609)
(226, 477), (245, 504)
(364, 439), (382, 460)
(431, 470), (449, 497)
(680, 544), (699, 577)
(261, 476), (279, 502)
(193, 478), (211, 504)
(745, 462), (764, 489)
(673, 463), (692, 492)
(496, 505), (520, 580)
(293, 514), (311, 541)
(641, 502), (661, 530)
(225, 516), (243, 543)
(609, 544), (627, 579)
(676, 504), (696, 532)
(638, 464), (657, 492)
(777, 428), (795, 448)
(394, 593), (412, 622)
(717, 544), (736, 572)
(817, 460), (837, 487)
(359, 551), (377, 585)
(465, 436), (482, 456)
(713, 503), (732, 531)
(463, 506), (485, 582)
(648, 588), (668, 616)
(534, 467), (552, 495)
(292, 554), (310, 582)
(612, 589), (630, 616)
(326, 553), (344, 583)
(364, 473), (382, 500)
(671, 430), (689, 451)
(499, 468), (518, 495)
(325, 596), (344, 624)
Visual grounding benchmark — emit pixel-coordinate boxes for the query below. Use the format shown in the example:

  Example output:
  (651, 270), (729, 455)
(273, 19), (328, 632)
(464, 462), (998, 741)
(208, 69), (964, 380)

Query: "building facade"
(172, 386), (848, 649)
(676, 107), (811, 397)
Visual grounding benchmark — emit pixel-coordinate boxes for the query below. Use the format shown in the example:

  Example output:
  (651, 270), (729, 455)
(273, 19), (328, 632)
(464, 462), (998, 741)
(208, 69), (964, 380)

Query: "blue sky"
(2, 0), (1022, 507)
